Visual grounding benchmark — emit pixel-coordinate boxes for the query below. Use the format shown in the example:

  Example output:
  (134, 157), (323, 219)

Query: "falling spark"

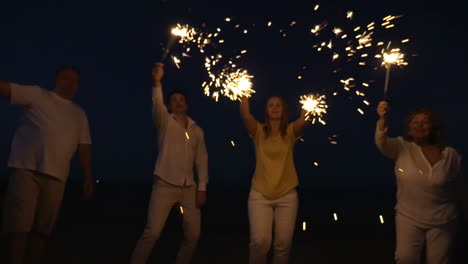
(341, 34), (348, 39)
(353, 26), (361, 31)
(357, 108), (364, 115)
(379, 215), (385, 224)
(333, 213), (338, 221)
(362, 82), (369, 87)
(314, 4), (320, 11)
(358, 31), (373, 45)
(314, 162), (319, 166)
(185, 131), (190, 140)
(300, 138), (305, 142)
(300, 94), (328, 125)
(172, 56), (181, 69)
(225, 17), (231, 22)
(96, 180), (100, 183)
(398, 168), (404, 172)
(267, 21), (272, 27)
(241, 50), (248, 54)
(311, 22), (328, 34)
(231, 140), (236, 147)
(347, 11), (354, 19)
(332, 53), (339, 61)
(385, 24), (395, 29)
(180, 206), (184, 214)
(363, 100), (370, 105)
(401, 39), (410, 43)
(298, 76), (303, 80)
(302, 221), (307, 231)
(243, 29), (248, 34)
(333, 27), (343, 35)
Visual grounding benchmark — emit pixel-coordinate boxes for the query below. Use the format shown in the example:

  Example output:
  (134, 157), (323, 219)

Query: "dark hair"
(167, 90), (188, 104)
(403, 107), (445, 147)
(263, 95), (289, 139)
(55, 65), (80, 79)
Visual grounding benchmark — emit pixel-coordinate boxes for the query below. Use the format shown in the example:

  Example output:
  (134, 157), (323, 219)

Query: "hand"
(196, 191), (207, 208)
(83, 176), (95, 200)
(153, 62), (164, 86)
(377, 101), (389, 119)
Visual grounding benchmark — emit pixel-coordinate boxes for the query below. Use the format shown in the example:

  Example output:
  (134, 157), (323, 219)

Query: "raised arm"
(240, 96), (258, 137)
(152, 63), (169, 128)
(375, 101), (400, 160)
(292, 108), (308, 138)
(0, 81), (12, 99)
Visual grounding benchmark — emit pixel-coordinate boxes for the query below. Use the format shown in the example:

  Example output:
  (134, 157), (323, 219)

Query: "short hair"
(55, 65), (80, 79)
(403, 107), (446, 147)
(167, 90), (188, 104)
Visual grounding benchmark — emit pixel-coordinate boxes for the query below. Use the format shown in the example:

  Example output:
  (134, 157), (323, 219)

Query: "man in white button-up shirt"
(130, 63), (208, 264)
(0, 66), (94, 264)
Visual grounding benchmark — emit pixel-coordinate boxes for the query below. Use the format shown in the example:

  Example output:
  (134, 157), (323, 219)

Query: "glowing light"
(333, 213), (338, 221)
(314, 162), (319, 166)
(347, 11), (354, 19)
(379, 215), (385, 224)
(300, 94), (328, 125)
(357, 108), (364, 115)
(302, 221), (307, 231)
(231, 140), (235, 147)
(180, 206), (184, 214)
(314, 4), (320, 11)
(185, 131), (190, 140)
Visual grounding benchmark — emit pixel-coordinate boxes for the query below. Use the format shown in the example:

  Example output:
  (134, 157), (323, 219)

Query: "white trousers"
(130, 178), (200, 264)
(248, 188), (298, 264)
(395, 213), (457, 264)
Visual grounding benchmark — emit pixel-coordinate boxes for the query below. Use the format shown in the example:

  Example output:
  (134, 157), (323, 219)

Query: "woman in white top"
(375, 101), (464, 264)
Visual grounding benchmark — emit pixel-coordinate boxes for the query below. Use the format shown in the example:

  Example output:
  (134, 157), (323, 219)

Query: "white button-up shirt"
(152, 85), (208, 191)
(375, 124), (462, 225)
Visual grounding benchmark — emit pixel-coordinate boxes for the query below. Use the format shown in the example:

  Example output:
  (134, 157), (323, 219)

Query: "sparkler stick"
(161, 35), (176, 61)
(381, 41), (407, 100)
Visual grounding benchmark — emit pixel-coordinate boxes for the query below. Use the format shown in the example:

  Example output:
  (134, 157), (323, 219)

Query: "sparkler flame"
(300, 94), (328, 125)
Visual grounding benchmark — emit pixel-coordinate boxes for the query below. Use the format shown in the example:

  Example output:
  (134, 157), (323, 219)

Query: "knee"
(141, 226), (161, 242)
(250, 236), (271, 254)
(395, 247), (420, 264)
(273, 239), (292, 255)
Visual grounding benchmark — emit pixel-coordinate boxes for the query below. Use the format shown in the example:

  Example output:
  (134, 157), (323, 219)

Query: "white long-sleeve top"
(152, 85), (208, 191)
(375, 123), (462, 225)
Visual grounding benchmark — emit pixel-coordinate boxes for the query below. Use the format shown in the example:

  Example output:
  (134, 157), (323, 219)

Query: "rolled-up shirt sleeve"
(152, 85), (169, 128)
(10, 83), (43, 106)
(195, 128), (209, 191)
(375, 122), (401, 160)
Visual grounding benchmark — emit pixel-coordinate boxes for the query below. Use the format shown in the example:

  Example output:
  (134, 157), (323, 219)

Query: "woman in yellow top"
(240, 95), (307, 264)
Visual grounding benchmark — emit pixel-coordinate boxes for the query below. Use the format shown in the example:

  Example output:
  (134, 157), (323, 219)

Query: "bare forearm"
(78, 144), (93, 179)
(378, 118), (388, 131)
(293, 109), (308, 137)
(0, 81), (11, 99)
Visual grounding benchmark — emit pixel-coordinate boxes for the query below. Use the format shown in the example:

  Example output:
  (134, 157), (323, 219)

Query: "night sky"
(0, 0), (466, 189)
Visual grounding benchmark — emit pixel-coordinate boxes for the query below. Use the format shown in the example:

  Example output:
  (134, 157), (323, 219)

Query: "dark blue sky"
(0, 0), (466, 188)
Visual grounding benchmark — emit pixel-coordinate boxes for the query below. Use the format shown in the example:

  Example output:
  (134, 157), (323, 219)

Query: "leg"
(425, 221), (457, 264)
(248, 188), (274, 264)
(272, 190), (298, 264)
(176, 185), (200, 264)
(130, 179), (180, 264)
(2, 169), (39, 264)
(394, 214), (426, 264)
(26, 174), (65, 264)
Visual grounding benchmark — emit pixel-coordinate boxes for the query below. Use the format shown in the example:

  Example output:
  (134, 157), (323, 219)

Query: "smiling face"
(407, 113), (432, 144)
(266, 96), (284, 121)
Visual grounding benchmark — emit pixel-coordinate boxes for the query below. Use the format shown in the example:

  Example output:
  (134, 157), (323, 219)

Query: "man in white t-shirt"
(0, 65), (94, 264)
(130, 63), (208, 264)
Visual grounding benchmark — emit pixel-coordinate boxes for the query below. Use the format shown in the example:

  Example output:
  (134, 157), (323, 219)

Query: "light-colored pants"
(2, 168), (65, 236)
(395, 213), (456, 264)
(130, 178), (200, 264)
(248, 188), (298, 264)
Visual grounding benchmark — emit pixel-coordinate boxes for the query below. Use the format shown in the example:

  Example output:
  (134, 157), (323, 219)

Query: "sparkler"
(161, 24), (198, 61)
(300, 94), (327, 125)
(381, 42), (408, 99)
(204, 67), (255, 101)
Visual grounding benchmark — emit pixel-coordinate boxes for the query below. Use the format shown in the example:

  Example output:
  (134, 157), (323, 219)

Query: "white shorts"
(2, 168), (65, 236)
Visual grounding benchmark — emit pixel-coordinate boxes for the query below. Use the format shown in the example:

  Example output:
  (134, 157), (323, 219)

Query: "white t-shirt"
(8, 83), (92, 182)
